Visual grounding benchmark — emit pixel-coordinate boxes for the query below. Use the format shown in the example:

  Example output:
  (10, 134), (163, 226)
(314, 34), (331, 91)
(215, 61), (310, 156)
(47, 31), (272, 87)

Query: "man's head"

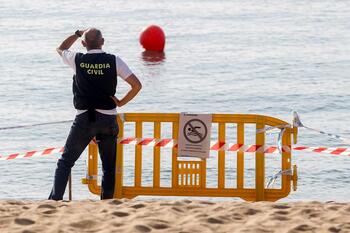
(82, 28), (104, 50)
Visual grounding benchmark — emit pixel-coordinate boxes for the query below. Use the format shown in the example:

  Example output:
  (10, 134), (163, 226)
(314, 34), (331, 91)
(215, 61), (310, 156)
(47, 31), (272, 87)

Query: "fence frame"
(82, 113), (298, 201)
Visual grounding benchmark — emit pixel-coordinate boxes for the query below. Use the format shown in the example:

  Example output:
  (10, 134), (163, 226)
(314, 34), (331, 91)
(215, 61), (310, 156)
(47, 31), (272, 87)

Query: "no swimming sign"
(178, 113), (212, 159)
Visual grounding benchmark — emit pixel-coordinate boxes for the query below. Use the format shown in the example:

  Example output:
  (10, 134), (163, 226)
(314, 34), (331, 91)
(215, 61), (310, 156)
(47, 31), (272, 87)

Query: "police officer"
(49, 28), (142, 200)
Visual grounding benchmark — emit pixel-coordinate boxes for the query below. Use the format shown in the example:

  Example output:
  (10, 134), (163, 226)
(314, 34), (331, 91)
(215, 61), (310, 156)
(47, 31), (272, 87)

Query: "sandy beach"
(0, 199), (349, 233)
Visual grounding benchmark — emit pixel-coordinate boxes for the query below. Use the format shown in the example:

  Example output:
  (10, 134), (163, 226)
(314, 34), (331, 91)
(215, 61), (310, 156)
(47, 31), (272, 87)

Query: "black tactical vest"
(73, 52), (117, 111)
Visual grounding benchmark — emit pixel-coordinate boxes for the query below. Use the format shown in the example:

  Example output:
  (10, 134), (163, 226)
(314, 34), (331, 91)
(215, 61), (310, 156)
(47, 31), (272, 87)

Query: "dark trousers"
(49, 111), (118, 200)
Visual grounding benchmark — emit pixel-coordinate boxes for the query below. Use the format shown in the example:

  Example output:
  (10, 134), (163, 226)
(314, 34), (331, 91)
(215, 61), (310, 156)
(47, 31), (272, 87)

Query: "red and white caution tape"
(293, 146), (350, 156)
(117, 137), (291, 153)
(118, 137), (350, 156)
(0, 147), (63, 161)
(1, 137), (349, 161)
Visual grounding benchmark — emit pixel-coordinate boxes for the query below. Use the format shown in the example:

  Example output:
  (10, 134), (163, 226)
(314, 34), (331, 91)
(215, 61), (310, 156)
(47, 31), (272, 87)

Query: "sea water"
(0, 0), (349, 201)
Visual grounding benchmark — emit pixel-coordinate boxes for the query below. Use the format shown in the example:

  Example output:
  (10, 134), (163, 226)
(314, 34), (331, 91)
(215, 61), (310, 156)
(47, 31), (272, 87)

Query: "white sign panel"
(178, 113), (212, 159)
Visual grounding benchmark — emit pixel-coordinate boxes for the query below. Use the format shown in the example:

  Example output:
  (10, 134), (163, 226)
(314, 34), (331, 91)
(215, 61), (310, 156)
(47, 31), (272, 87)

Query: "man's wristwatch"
(75, 30), (82, 37)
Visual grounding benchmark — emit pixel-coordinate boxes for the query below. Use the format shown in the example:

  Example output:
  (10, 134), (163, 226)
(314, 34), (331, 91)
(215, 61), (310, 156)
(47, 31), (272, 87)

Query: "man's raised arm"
(56, 30), (86, 56)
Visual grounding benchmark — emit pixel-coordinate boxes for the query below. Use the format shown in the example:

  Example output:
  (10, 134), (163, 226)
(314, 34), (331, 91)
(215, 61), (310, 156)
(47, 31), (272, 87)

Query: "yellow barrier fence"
(82, 113), (298, 202)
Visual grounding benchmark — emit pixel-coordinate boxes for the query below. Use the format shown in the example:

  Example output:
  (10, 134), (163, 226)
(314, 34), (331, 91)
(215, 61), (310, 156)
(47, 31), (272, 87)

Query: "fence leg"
(69, 173), (72, 201)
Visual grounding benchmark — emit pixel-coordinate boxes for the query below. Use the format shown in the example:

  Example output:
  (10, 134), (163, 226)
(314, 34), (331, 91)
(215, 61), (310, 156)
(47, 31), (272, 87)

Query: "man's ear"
(82, 40), (87, 48)
(101, 38), (105, 46)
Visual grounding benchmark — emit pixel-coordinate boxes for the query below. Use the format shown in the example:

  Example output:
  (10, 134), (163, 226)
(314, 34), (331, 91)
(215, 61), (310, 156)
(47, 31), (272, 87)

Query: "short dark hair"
(85, 29), (102, 49)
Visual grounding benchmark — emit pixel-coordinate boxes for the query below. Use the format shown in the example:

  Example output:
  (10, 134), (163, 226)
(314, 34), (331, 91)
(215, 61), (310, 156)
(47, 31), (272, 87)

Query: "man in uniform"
(49, 28), (142, 200)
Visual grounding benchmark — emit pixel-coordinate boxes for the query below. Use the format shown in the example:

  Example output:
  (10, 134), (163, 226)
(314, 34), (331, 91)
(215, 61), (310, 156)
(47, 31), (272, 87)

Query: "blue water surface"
(0, 0), (349, 201)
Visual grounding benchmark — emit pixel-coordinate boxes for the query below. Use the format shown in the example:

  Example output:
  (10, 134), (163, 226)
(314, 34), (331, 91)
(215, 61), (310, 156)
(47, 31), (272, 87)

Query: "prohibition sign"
(183, 119), (208, 144)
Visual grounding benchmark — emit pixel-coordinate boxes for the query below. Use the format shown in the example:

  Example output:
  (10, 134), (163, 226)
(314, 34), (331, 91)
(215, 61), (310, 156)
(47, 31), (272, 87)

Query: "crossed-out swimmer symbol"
(183, 119), (208, 144)
(187, 125), (202, 137)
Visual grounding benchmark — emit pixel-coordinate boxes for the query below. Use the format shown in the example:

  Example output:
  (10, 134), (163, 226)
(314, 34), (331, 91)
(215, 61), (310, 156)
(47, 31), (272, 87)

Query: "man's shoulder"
(83, 52), (116, 57)
(62, 49), (78, 54)
(104, 52), (117, 58)
(101, 53), (117, 63)
(61, 50), (78, 67)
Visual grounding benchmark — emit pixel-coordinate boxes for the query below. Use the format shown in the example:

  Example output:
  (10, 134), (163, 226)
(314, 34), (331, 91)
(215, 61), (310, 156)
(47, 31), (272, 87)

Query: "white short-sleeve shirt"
(61, 49), (133, 115)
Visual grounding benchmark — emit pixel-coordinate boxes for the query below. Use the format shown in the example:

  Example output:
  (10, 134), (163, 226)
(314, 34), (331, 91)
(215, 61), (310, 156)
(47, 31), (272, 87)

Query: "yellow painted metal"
(83, 113), (298, 202)
(281, 127), (292, 196)
(218, 123), (226, 189)
(172, 120), (179, 188)
(255, 117), (265, 201)
(237, 123), (244, 189)
(153, 122), (161, 188)
(135, 122), (142, 187)
(82, 141), (100, 195)
(177, 161), (202, 187)
(200, 158), (206, 188)
(293, 127), (298, 144)
(115, 115), (124, 198)
(292, 165), (298, 191)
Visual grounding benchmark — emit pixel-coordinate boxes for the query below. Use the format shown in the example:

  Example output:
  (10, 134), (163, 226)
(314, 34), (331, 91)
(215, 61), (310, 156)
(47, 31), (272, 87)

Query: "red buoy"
(139, 25), (165, 52)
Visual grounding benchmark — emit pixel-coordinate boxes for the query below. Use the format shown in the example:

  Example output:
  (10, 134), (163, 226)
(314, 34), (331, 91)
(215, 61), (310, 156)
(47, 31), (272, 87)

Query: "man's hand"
(76, 29), (87, 37)
(110, 96), (121, 107)
(111, 74), (142, 108)
(56, 29), (88, 56)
